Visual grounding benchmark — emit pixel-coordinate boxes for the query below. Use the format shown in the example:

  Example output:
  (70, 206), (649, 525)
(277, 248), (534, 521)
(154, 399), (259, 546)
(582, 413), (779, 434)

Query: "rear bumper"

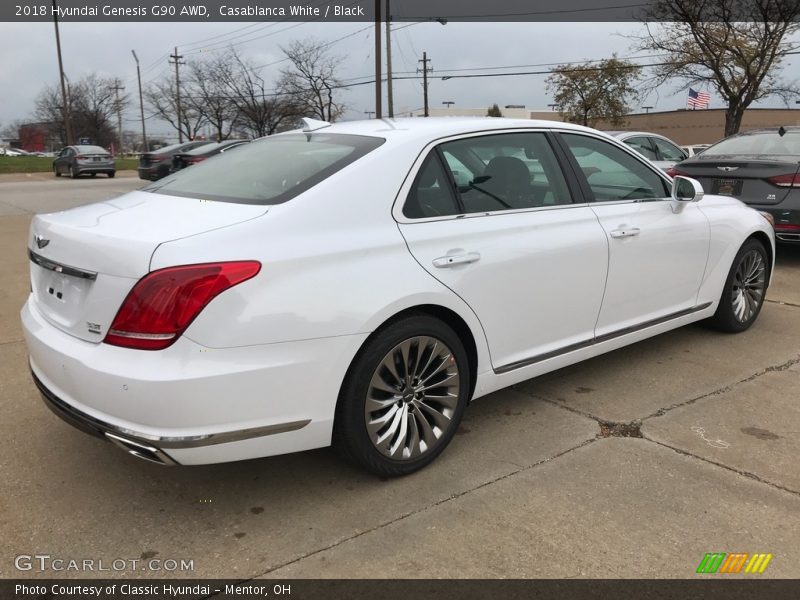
(75, 163), (115, 174)
(22, 297), (368, 465)
(32, 370), (311, 465)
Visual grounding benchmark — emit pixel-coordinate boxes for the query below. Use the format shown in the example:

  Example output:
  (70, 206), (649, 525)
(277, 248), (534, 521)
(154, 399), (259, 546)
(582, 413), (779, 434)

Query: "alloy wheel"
(731, 249), (766, 323)
(365, 336), (460, 460)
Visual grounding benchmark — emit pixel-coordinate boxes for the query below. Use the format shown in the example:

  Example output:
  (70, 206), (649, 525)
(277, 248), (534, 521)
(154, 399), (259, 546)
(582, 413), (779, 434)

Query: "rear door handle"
(609, 227), (641, 239)
(433, 252), (481, 268)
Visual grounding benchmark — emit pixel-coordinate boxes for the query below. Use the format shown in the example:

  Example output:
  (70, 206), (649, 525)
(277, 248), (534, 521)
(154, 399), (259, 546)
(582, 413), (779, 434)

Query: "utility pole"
(385, 0), (393, 118)
(131, 50), (148, 152)
(418, 52), (432, 117)
(52, 0), (72, 146)
(111, 79), (125, 155)
(373, 0), (382, 119)
(169, 47), (185, 142)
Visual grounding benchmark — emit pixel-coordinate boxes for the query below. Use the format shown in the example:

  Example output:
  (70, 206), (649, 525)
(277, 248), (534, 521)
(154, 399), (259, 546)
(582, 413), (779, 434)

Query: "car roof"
(273, 117), (610, 145)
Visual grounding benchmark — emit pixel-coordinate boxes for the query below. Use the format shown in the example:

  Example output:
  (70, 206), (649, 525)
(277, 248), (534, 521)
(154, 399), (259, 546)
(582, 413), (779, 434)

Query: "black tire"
(107, 171), (115, 178)
(708, 238), (769, 333)
(53, 165), (61, 177)
(70, 165), (79, 179)
(334, 314), (470, 477)
(90, 172), (96, 177)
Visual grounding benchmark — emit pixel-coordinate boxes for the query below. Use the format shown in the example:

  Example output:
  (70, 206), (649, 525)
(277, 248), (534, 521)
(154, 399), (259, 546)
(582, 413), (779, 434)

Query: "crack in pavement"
(642, 354), (800, 421)
(766, 299), (800, 309)
(642, 434), (800, 498)
(230, 436), (600, 584)
(0, 338), (24, 347)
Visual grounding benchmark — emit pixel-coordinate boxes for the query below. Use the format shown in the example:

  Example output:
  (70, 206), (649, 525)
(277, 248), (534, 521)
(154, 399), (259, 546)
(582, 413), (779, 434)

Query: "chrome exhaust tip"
(105, 432), (177, 466)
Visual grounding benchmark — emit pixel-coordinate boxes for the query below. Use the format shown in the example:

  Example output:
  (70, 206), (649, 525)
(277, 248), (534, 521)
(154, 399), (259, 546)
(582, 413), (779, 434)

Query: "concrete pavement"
(0, 177), (798, 579)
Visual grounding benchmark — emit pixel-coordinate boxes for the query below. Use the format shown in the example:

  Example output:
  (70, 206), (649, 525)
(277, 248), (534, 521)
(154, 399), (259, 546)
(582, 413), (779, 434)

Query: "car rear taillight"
(150, 155), (165, 163)
(767, 173), (800, 187)
(776, 223), (800, 231)
(104, 261), (261, 350)
(187, 157), (206, 164)
(76, 155), (87, 160)
(665, 167), (687, 178)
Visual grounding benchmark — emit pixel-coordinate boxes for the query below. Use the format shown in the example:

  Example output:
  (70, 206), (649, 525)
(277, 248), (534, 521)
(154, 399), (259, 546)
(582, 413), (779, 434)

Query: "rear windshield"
(704, 132), (800, 156)
(144, 133), (385, 205)
(78, 145), (108, 154)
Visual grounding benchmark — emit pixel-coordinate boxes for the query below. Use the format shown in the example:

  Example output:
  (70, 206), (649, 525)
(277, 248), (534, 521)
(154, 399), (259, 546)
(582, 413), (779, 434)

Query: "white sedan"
(22, 118), (775, 476)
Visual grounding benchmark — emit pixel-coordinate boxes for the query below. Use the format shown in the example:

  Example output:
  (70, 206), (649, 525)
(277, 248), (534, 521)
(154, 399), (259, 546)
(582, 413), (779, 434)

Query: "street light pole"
(131, 50), (148, 153)
(385, 0), (393, 118)
(373, 0), (382, 119)
(52, 0), (72, 146)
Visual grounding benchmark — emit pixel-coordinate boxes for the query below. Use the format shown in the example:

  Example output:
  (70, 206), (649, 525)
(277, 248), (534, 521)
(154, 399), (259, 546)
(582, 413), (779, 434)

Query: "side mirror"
(671, 175), (704, 203)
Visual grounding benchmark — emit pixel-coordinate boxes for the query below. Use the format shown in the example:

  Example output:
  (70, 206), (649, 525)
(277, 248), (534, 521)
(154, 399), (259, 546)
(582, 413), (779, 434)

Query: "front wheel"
(334, 315), (470, 477)
(107, 171), (115, 178)
(709, 238), (769, 333)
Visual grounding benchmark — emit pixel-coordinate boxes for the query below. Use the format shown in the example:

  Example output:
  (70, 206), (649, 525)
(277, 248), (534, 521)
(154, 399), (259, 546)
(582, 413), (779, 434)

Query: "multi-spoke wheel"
(710, 238), (769, 332)
(335, 315), (470, 477)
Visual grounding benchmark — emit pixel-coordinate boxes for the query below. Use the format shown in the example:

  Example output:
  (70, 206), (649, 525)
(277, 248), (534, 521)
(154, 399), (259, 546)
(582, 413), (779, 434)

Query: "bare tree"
(216, 49), (302, 138)
(144, 77), (207, 141)
(632, 0), (800, 136)
(278, 39), (346, 122)
(546, 56), (640, 127)
(186, 56), (240, 141)
(34, 74), (121, 147)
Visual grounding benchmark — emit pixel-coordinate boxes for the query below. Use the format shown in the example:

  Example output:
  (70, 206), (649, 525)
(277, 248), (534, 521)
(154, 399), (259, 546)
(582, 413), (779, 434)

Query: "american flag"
(687, 88), (711, 109)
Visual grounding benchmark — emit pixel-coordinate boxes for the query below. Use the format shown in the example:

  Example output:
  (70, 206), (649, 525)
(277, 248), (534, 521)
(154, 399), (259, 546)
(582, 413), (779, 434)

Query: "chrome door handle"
(433, 252), (481, 268)
(609, 227), (641, 239)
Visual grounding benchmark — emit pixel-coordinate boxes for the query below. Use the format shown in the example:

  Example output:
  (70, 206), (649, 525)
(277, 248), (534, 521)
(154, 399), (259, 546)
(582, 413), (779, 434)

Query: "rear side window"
(652, 137), (686, 161)
(144, 133), (385, 205)
(404, 131), (573, 219)
(624, 137), (657, 160)
(404, 154), (461, 218)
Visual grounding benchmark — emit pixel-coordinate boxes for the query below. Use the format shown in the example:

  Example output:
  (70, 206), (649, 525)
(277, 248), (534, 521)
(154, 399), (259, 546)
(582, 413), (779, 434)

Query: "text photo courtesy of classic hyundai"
(21, 117), (775, 477)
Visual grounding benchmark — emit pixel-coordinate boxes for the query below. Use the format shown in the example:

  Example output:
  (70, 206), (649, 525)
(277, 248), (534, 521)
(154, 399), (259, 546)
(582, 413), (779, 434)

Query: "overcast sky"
(1, 21), (798, 139)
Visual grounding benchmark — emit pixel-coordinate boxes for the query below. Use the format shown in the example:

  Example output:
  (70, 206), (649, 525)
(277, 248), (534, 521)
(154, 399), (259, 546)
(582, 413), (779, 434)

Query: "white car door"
(557, 132), (710, 338)
(396, 131), (609, 372)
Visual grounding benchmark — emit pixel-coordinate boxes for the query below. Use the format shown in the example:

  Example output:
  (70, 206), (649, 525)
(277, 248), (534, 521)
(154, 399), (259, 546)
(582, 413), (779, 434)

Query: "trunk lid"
(28, 190), (268, 342)
(677, 156), (798, 206)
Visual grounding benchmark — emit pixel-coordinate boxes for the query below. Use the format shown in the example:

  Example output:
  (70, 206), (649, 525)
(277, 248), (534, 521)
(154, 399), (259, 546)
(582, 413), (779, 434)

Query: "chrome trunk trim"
(28, 249), (98, 281)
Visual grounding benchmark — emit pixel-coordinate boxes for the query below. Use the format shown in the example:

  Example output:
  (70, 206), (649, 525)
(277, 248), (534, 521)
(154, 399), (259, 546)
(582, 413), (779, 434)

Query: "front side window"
(144, 133), (385, 205)
(561, 133), (670, 202)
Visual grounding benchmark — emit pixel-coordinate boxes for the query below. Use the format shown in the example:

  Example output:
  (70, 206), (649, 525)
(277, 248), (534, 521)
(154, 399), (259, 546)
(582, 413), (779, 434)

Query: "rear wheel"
(709, 238), (768, 333)
(70, 165), (79, 179)
(53, 165), (61, 177)
(334, 315), (470, 477)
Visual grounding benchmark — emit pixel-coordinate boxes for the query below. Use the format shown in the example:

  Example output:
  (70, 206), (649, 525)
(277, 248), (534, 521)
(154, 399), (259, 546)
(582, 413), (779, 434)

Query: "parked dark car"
(53, 145), (115, 178)
(669, 127), (800, 243)
(170, 140), (250, 172)
(137, 141), (213, 181)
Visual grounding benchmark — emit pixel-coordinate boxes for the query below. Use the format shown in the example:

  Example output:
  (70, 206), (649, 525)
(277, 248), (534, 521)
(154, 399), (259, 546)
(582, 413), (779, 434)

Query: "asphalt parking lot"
(1, 173), (799, 579)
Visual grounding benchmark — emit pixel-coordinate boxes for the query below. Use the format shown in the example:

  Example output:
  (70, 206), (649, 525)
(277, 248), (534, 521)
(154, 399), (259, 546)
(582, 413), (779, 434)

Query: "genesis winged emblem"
(35, 235), (50, 249)
(717, 166), (739, 172)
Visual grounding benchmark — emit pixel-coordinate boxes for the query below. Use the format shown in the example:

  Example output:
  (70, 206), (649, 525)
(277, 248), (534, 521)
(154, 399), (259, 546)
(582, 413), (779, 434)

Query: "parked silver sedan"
(53, 145), (116, 179)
